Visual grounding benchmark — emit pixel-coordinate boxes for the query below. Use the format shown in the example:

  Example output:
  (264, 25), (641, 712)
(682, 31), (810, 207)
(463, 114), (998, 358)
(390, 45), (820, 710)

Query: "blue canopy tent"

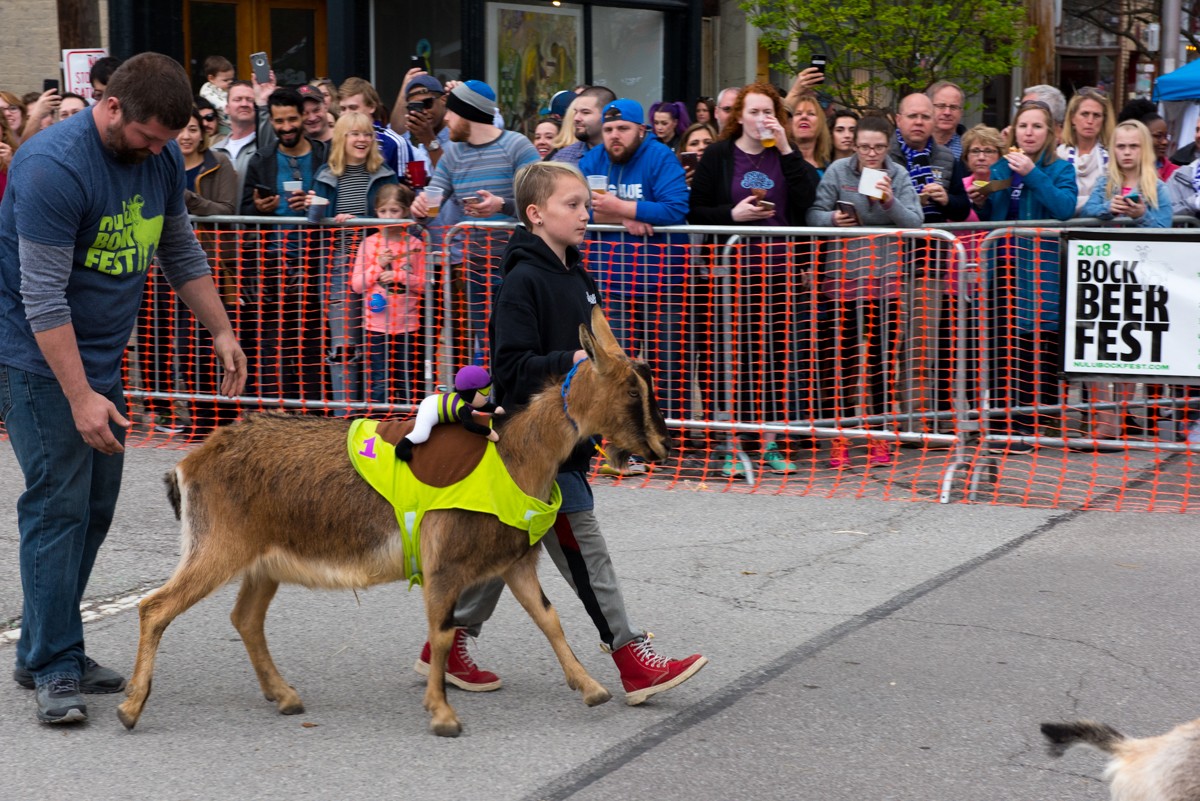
(1154, 58), (1200, 101)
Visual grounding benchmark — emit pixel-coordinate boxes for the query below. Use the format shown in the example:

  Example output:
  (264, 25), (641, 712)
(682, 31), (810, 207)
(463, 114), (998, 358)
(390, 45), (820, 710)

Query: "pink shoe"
(868, 440), (893, 465)
(828, 437), (850, 469)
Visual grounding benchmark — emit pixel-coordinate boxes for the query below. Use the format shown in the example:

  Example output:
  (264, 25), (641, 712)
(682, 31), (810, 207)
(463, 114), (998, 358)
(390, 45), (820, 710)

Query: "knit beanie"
(447, 80), (497, 125)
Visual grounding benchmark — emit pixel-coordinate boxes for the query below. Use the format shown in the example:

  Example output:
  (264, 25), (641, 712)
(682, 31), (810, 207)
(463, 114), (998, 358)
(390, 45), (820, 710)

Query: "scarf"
(896, 132), (937, 220)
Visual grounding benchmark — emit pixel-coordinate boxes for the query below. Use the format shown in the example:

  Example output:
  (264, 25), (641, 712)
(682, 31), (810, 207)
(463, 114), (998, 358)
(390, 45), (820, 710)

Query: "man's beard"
(448, 116), (471, 142)
(607, 136), (642, 164)
(276, 127), (303, 148)
(103, 121), (151, 165)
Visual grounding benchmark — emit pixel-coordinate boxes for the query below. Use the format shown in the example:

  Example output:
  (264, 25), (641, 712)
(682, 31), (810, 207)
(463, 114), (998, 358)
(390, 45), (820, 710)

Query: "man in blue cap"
(577, 99), (690, 447)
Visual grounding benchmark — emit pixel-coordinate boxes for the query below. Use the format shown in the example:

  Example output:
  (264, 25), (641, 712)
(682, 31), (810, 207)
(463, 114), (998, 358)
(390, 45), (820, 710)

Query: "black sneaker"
(36, 677), (87, 724)
(14, 657), (126, 694)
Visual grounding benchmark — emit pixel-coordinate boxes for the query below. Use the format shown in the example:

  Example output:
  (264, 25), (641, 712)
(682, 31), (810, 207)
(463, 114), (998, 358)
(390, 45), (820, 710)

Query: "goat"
(116, 306), (672, 736)
(1042, 719), (1200, 800)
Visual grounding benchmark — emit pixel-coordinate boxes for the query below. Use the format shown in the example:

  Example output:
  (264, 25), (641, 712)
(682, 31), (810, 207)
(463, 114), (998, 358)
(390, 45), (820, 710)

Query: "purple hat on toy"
(455, 365), (492, 393)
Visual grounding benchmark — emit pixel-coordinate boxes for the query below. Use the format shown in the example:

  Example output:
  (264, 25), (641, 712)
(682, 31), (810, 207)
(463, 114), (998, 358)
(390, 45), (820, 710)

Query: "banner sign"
(1060, 229), (1200, 381)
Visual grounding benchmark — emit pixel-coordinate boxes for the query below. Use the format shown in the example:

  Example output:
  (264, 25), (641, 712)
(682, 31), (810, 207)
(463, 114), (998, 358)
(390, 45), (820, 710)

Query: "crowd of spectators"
(7, 56), (1200, 461)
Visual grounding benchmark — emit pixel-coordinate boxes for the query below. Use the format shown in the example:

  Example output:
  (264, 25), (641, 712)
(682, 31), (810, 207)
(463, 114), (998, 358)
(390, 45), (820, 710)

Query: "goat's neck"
(495, 372), (596, 500)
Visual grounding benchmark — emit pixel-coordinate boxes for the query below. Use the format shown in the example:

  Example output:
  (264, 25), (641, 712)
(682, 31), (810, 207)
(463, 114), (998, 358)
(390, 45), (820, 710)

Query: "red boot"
(414, 628), (502, 691)
(609, 634), (708, 706)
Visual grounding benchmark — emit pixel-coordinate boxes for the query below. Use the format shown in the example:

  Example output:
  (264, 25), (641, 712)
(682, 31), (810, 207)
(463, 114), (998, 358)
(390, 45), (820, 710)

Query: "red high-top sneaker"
(414, 628), (502, 691)
(609, 634), (708, 705)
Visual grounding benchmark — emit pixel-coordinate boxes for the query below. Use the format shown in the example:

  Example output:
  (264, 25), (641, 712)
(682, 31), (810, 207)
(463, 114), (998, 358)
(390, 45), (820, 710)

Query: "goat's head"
(576, 306), (672, 464)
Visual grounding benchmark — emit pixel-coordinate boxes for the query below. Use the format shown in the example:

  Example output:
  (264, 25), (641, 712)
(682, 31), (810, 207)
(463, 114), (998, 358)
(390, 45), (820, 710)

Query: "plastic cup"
(424, 186), (444, 216)
(407, 160), (427, 188)
(587, 174), (608, 194)
(282, 180), (303, 194)
(306, 196), (329, 223)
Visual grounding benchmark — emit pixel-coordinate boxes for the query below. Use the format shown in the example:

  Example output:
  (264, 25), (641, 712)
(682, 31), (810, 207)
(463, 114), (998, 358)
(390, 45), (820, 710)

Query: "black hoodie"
(488, 226), (600, 472)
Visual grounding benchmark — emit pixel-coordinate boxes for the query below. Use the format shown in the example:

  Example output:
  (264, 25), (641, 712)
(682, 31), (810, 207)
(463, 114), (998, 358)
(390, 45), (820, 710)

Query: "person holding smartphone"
(688, 83), (821, 477)
(807, 115), (923, 469)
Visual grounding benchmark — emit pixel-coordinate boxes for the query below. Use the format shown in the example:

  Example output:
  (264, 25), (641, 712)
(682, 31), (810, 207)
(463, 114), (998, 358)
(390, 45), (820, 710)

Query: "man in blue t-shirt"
(0, 53), (246, 724)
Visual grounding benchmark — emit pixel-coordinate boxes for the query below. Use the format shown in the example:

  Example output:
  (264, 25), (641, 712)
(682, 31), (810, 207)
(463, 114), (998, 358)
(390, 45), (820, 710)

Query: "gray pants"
(453, 509), (639, 650)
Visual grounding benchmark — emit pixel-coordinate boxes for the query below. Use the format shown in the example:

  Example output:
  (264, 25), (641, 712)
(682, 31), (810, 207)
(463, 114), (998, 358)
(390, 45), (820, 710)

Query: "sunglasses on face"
(199, 113), (216, 122)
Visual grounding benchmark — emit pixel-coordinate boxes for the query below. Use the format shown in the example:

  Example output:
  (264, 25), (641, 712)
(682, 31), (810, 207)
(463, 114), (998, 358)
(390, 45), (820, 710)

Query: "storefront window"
(591, 6), (663, 114)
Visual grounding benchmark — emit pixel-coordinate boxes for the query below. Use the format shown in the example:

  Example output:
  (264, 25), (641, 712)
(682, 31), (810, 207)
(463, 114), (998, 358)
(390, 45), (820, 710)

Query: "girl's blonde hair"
(1062, 90), (1115, 151)
(513, 161), (586, 228)
(1007, 101), (1059, 167)
(551, 103), (577, 150)
(1104, 119), (1160, 208)
(328, 111), (383, 177)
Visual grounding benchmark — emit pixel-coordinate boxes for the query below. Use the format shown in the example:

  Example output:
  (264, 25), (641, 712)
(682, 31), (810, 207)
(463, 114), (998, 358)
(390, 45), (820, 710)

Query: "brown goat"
(116, 307), (672, 736)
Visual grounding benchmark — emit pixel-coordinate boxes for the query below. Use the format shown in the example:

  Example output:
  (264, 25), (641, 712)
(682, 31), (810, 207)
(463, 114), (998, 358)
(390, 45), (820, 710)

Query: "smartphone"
(254, 183), (278, 199)
(836, 200), (858, 220)
(1126, 192), (1141, 203)
(249, 52), (271, 85)
(756, 200), (776, 211)
(462, 195), (482, 206)
(43, 78), (59, 93)
(810, 54), (828, 74)
(680, 151), (700, 168)
(410, 55), (421, 66)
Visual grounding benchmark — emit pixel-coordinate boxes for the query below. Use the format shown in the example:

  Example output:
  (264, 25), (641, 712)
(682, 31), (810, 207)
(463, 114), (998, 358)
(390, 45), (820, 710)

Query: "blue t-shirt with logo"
(0, 110), (209, 390)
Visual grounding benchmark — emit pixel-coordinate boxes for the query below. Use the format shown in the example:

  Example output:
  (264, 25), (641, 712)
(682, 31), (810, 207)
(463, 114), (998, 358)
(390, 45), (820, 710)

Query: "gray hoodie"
(806, 156), (923, 300)
(1167, 158), (1200, 216)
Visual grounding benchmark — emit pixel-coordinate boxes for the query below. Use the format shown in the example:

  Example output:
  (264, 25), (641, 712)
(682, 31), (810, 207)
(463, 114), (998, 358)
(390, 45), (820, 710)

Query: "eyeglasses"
(1152, 131), (1172, 142)
(1018, 100), (1052, 113)
(696, 96), (714, 105)
(932, 103), (962, 112)
(285, 155), (301, 181)
(967, 147), (999, 156)
(856, 143), (888, 153)
(717, 105), (734, 113)
(198, 113), (216, 122)
(1077, 86), (1108, 99)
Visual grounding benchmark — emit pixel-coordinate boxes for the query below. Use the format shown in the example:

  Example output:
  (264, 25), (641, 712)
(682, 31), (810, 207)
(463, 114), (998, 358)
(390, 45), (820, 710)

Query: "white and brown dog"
(1042, 719), (1200, 800)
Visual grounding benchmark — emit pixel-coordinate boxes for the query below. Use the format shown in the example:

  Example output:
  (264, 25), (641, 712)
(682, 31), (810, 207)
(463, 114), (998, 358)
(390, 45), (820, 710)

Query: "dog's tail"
(1041, 721), (1126, 758)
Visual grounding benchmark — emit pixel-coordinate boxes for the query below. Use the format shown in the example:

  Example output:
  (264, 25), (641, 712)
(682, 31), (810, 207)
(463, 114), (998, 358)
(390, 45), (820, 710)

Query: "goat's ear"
(580, 307), (624, 375)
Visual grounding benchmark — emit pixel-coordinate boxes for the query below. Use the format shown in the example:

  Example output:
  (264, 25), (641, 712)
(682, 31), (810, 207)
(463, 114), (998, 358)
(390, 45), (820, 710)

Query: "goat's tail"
(164, 469), (182, 521)
(1041, 721), (1126, 758)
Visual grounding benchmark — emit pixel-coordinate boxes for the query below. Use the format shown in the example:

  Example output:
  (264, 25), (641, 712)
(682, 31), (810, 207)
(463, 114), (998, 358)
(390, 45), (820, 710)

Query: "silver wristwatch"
(426, 139), (441, 152)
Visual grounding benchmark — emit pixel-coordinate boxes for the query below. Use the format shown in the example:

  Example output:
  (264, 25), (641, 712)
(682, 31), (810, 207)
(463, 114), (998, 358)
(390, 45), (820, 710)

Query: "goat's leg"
(502, 552), (611, 707)
(230, 574), (303, 715)
(117, 551), (238, 730)
(420, 577), (463, 737)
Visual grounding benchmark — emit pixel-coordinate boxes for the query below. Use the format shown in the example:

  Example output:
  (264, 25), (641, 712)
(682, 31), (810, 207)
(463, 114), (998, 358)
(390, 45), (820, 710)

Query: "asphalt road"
(1, 442), (1196, 801)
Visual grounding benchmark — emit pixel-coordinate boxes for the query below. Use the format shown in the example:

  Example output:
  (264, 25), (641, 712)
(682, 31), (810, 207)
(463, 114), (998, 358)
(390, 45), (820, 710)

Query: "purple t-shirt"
(731, 146), (787, 225)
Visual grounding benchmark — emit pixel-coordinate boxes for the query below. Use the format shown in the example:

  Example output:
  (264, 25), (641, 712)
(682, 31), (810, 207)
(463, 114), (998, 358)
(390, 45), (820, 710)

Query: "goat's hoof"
(116, 706), (139, 730)
(584, 686), (612, 707)
(431, 719), (462, 737)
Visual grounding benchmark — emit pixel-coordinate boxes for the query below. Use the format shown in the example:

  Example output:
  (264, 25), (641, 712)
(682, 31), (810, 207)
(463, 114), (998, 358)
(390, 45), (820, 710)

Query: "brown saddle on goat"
(374, 413), (492, 488)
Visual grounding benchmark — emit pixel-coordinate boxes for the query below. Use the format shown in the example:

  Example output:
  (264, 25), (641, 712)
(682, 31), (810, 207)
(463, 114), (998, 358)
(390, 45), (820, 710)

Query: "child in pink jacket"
(350, 184), (427, 406)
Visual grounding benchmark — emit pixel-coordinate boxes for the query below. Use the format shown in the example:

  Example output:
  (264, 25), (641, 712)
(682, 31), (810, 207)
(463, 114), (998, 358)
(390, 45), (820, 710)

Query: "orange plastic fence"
(61, 221), (1200, 512)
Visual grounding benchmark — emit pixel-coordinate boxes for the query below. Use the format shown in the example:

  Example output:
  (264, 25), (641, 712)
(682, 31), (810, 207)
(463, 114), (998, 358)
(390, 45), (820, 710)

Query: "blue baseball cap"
(542, 89), (574, 118)
(602, 98), (644, 126)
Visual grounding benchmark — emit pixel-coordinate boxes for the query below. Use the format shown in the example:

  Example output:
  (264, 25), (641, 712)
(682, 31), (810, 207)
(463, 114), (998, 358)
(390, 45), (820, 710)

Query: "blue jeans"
(0, 365), (126, 685)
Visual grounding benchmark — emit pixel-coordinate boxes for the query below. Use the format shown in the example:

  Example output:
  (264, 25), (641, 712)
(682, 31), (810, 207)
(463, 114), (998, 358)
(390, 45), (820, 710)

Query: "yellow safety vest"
(346, 418), (562, 586)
